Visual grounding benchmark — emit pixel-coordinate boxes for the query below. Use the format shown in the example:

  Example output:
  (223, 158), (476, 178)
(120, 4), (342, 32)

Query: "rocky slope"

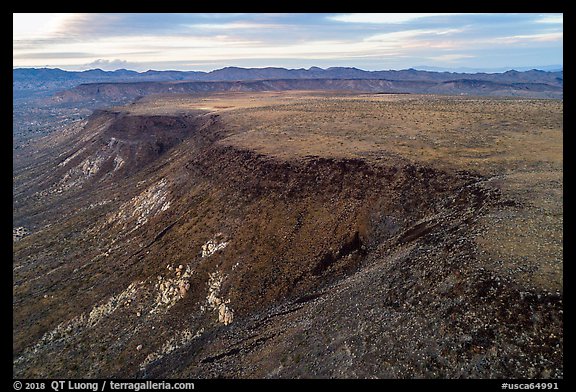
(13, 92), (562, 379)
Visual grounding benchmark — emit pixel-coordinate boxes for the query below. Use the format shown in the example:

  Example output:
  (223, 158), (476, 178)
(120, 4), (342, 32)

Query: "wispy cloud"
(85, 58), (133, 70)
(328, 13), (467, 24)
(13, 51), (97, 59)
(495, 32), (563, 44)
(13, 13), (563, 71)
(535, 14), (563, 24)
(13, 13), (79, 39)
(365, 28), (465, 42)
(428, 54), (476, 62)
(193, 22), (283, 30)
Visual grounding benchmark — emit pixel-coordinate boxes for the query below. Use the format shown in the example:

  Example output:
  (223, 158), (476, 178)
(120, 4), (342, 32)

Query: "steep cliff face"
(13, 94), (563, 379)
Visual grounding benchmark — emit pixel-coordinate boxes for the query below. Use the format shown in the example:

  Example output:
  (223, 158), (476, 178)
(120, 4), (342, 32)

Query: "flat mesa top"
(118, 91), (562, 292)
(119, 91), (562, 174)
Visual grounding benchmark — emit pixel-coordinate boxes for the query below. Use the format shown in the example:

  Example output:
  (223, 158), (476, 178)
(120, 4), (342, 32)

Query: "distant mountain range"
(13, 66), (563, 101)
(413, 65), (563, 73)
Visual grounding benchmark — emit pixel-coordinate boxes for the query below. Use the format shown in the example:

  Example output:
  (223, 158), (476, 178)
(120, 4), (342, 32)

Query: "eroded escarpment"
(179, 142), (495, 312)
(13, 106), (562, 379)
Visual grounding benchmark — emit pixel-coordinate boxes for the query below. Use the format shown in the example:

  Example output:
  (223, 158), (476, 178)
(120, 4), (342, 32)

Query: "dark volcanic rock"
(12, 97), (563, 379)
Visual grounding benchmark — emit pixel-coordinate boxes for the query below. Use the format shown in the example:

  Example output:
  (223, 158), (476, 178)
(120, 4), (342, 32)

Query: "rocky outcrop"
(13, 281), (143, 369)
(201, 233), (229, 258)
(106, 178), (171, 231)
(140, 328), (204, 371)
(206, 271), (234, 325)
(153, 264), (193, 311)
(13, 226), (30, 242)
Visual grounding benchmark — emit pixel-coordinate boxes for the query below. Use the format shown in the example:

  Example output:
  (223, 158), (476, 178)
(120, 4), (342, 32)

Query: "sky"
(13, 13), (563, 72)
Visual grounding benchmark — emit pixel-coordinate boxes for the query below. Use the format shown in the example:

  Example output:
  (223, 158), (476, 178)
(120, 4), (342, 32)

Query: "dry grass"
(121, 91), (562, 292)
(123, 92), (562, 173)
(14, 91), (563, 377)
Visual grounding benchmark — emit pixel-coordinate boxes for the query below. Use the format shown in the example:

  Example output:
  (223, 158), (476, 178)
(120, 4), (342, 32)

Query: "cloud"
(365, 28), (464, 42)
(365, 29), (435, 41)
(54, 14), (189, 38)
(328, 13), (467, 24)
(428, 54), (476, 62)
(84, 59), (132, 70)
(192, 22), (283, 31)
(12, 13), (563, 72)
(535, 14), (563, 24)
(37, 13), (262, 39)
(496, 32), (563, 44)
(13, 13), (76, 39)
(13, 52), (96, 59)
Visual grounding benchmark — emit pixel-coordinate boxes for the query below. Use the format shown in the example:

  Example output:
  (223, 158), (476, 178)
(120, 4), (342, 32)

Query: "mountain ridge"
(13, 66), (563, 98)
